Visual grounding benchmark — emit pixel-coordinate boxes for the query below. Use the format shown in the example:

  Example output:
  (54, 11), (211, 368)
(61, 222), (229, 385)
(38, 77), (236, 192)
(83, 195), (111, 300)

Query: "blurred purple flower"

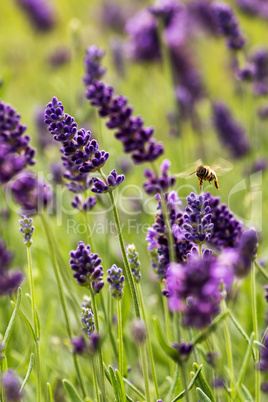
(16, 0), (56, 32)
(71, 336), (86, 355)
(125, 10), (161, 62)
(233, 229), (258, 278)
(250, 48), (268, 96)
(212, 1), (245, 50)
(47, 46), (71, 68)
(212, 102), (249, 158)
(12, 172), (52, 215)
(83, 46), (106, 86)
(165, 252), (233, 327)
(1, 370), (22, 401)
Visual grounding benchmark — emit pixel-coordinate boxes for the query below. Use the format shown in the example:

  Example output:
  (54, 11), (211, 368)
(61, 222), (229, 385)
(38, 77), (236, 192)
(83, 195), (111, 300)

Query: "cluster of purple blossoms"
(107, 264), (125, 300)
(127, 244), (141, 282)
(165, 252), (234, 328)
(146, 191), (193, 279)
(212, 102), (249, 158)
(1, 370), (22, 401)
(236, 0), (268, 21)
(12, 172), (52, 215)
(232, 229), (258, 278)
(83, 47), (164, 165)
(83, 46), (106, 86)
(0, 100), (35, 184)
(69, 241), (104, 294)
(0, 240), (23, 297)
(212, 1), (245, 50)
(45, 97), (121, 205)
(125, 9), (161, 62)
(205, 193), (243, 249)
(250, 48), (268, 96)
(16, 0), (56, 32)
(19, 216), (34, 247)
(143, 159), (176, 195)
(81, 307), (95, 336)
(183, 193), (214, 245)
(71, 195), (97, 212)
(91, 169), (125, 194)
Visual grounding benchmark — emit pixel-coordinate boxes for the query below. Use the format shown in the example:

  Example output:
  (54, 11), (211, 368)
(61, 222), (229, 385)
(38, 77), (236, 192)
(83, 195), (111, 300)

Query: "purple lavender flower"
(212, 1), (245, 50)
(172, 341), (193, 362)
(233, 229), (258, 278)
(0, 100), (35, 183)
(131, 319), (146, 344)
(12, 172), (52, 215)
(264, 285), (268, 303)
(47, 46), (71, 68)
(44, 97), (111, 203)
(205, 193), (243, 249)
(0, 240), (23, 297)
(187, 0), (218, 34)
(100, 1), (130, 32)
(236, 0), (268, 21)
(127, 244), (141, 282)
(0, 271), (23, 297)
(250, 48), (268, 96)
(165, 253), (233, 327)
(71, 195), (97, 211)
(69, 241), (104, 293)
(183, 193), (214, 245)
(146, 191), (192, 279)
(83, 46), (106, 86)
(81, 307), (95, 336)
(143, 159), (176, 195)
(71, 336), (86, 355)
(16, 0), (56, 32)
(85, 81), (164, 164)
(258, 335), (268, 371)
(1, 370), (22, 401)
(90, 169), (125, 194)
(236, 63), (256, 82)
(107, 169), (125, 189)
(212, 102), (249, 158)
(149, 0), (181, 28)
(107, 264), (125, 300)
(19, 216), (34, 247)
(125, 10), (161, 62)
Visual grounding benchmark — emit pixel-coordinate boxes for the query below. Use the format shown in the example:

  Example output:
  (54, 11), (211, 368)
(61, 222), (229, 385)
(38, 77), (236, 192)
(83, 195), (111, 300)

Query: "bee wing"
(176, 159), (203, 178)
(211, 157), (233, 176)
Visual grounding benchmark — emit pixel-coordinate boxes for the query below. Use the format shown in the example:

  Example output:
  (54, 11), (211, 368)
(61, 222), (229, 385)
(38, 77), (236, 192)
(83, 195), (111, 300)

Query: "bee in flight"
(177, 158), (233, 193)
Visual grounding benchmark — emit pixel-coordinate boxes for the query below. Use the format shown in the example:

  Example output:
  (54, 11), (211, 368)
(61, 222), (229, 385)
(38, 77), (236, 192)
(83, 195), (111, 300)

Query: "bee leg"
(214, 179), (221, 191)
(199, 179), (203, 193)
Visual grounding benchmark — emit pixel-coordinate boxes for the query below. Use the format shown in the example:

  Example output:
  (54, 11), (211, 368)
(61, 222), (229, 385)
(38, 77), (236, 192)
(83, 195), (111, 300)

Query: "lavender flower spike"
(143, 159), (176, 195)
(83, 45), (106, 86)
(91, 169), (124, 194)
(107, 264), (125, 300)
(17, 0), (56, 33)
(1, 370), (22, 401)
(81, 307), (95, 336)
(183, 193), (214, 245)
(69, 241), (104, 294)
(127, 244), (141, 282)
(212, 1), (245, 50)
(19, 216), (34, 247)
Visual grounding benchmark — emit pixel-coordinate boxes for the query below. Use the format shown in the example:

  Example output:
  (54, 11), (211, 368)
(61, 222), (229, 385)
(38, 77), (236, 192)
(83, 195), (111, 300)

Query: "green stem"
(27, 247), (42, 402)
(137, 283), (160, 399)
(118, 300), (124, 375)
(255, 260), (268, 281)
(99, 169), (140, 319)
(181, 363), (189, 402)
(198, 244), (202, 258)
(167, 364), (180, 401)
(89, 288), (107, 402)
(40, 213), (86, 398)
(221, 299), (235, 399)
(251, 263), (260, 402)
(140, 342), (151, 402)
(93, 357), (101, 402)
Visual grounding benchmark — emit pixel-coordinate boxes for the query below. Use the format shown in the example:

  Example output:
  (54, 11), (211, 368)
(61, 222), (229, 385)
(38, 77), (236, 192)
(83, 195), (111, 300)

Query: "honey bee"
(177, 158), (233, 193)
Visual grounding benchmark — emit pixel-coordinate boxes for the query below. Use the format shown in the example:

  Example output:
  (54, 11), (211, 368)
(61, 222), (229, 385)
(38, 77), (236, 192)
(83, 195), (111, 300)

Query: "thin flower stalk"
(117, 300), (124, 375)
(40, 213), (86, 398)
(251, 263), (260, 402)
(88, 285), (107, 402)
(26, 247), (41, 402)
